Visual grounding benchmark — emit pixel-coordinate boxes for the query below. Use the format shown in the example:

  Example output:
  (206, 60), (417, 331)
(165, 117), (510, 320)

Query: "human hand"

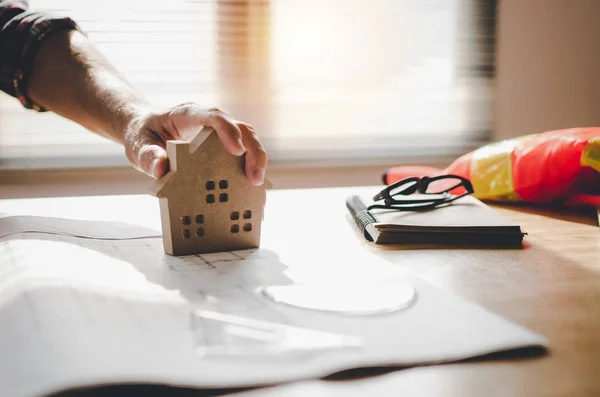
(123, 103), (267, 185)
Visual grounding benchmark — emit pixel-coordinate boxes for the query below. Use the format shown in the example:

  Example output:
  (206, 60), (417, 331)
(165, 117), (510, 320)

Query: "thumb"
(139, 144), (169, 179)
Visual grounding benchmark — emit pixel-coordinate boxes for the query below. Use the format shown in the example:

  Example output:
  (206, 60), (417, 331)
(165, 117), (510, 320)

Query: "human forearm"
(26, 27), (267, 184)
(28, 30), (150, 144)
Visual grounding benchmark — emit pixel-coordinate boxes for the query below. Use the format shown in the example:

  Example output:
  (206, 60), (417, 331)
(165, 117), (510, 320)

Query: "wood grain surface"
(10, 187), (597, 397)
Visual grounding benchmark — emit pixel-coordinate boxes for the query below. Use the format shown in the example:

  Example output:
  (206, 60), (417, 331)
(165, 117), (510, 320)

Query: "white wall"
(495, 0), (600, 140)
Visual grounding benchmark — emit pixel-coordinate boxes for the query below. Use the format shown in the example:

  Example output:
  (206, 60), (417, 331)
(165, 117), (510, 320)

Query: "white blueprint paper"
(0, 216), (548, 397)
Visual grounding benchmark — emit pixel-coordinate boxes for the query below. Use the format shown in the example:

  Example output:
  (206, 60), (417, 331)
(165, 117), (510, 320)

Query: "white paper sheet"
(0, 216), (548, 397)
(0, 214), (161, 240)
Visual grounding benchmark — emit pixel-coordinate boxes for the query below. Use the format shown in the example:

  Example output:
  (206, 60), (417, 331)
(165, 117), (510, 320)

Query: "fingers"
(141, 144), (169, 179)
(238, 123), (268, 186)
(169, 105), (246, 156)
(125, 131), (169, 179)
(124, 103), (268, 183)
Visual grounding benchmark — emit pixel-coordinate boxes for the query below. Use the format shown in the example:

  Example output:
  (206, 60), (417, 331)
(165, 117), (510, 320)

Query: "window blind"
(0, 0), (497, 169)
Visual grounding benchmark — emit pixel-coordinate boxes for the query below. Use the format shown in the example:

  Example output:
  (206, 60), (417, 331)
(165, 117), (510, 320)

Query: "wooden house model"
(149, 127), (272, 256)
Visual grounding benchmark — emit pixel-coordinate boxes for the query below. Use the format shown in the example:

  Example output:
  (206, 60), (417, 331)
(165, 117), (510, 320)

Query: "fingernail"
(150, 158), (160, 178)
(253, 168), (265, 185)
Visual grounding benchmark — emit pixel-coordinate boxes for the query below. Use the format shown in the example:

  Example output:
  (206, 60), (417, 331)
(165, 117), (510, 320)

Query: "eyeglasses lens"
(424, 177), (464, 195)
(389, 180), (419, 197)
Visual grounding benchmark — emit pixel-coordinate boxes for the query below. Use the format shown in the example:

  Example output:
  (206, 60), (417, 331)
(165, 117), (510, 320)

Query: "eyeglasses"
(368, 174), (474, 211)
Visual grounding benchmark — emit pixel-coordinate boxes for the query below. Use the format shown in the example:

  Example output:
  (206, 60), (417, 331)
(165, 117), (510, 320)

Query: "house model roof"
(149, 127), (272, 256)
(149, 127), (272, 198)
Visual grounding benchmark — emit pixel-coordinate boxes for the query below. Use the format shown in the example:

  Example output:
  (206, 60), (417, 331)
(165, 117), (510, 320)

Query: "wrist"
(109, 100), (153, 144)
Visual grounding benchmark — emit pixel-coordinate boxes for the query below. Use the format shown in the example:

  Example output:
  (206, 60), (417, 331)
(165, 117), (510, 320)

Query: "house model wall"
(149, 127), (272, 256)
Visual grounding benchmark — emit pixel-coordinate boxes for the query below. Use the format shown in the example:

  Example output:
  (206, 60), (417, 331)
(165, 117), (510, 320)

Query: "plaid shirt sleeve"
(0, 0), (81, 111)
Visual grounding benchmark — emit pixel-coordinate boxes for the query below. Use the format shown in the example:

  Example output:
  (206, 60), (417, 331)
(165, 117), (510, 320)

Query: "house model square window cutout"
(149, 127), (272, 256)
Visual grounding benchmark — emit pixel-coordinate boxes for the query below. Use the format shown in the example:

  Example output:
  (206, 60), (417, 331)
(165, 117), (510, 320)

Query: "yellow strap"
(469, 136), (532, 201)
(580, 137), (600, 172)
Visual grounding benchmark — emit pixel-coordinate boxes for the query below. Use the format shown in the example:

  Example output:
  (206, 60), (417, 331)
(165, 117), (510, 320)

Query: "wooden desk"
(2, 186), (600, 397)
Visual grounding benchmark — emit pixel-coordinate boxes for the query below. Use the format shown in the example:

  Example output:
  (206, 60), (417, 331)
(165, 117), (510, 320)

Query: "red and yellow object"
(383, 127), (600, 207)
